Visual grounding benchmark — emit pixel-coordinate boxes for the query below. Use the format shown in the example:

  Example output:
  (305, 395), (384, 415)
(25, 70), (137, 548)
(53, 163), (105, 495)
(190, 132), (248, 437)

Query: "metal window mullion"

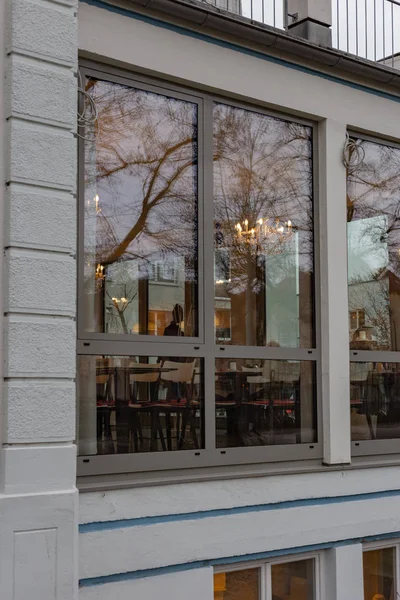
(77, 66), (90, 341)
(350, 350), (400, 363)
(79, 332), (203, 345)
(203, 96), (217, 452)
(264, 563), (272, 600)
(77, 338), (206, 358)
(214, 346), (317, 361)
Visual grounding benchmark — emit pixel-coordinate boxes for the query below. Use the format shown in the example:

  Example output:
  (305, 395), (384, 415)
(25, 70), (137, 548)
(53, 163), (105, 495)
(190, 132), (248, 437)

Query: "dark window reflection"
(347, 139), (400, 351)
(213, 104), (314, 347)
(83, 78), (198, 337)
(271, 559), (315, 600)
(78, 355), (204, 455)
(351, 362), (400, 440)
(363, 548), (395, 600)
(215, 359), (316, 448)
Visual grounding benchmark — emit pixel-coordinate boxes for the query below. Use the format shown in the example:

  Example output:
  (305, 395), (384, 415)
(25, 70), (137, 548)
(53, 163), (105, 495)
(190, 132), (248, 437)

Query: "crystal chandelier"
(234, 218), (293, 246)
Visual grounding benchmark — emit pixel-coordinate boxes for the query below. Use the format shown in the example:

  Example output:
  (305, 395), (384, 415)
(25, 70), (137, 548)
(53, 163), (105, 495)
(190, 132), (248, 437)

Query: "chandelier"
(234, 218), (293, 246)
(95, 263), (105, 280)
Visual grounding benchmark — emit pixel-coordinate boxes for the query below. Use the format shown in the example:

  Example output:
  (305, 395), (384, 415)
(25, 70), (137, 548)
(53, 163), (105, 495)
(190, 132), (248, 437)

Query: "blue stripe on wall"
(79, 530), (400, 587)
(79, 0), (400, 105)
(79, 488), (400, 533)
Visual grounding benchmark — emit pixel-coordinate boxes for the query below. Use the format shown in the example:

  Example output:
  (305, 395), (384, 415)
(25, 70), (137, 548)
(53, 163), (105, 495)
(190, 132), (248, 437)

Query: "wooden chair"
(96, 372), (114, 454)
(128, 362), (162, 452)
(157, 360), (198, 450)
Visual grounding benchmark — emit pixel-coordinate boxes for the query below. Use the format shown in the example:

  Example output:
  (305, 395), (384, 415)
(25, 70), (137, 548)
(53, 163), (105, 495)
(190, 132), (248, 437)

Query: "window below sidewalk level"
(363, 545), (397, 600)
(214, 556), (317, 600)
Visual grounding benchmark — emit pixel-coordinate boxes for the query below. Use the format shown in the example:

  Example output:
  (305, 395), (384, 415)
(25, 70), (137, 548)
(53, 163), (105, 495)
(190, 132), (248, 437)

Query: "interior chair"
(128, 362), (162, 453)
(158, 360), (197, 450)
(96, 372), (114, 454)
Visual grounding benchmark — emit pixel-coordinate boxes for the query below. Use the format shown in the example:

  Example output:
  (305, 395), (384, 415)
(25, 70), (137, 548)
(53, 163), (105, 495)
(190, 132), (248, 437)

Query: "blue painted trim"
(79, 530), (400, 587)
(79, 488), (400, 533)
(79, 0), (400, 105)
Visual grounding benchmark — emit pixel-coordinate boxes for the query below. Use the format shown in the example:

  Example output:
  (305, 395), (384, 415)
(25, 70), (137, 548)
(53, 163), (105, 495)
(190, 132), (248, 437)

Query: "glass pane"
(215, 359), (316, 448)
(83, 78), (198, 337)
(351, 362), (400, 440)
(78, 355), (204, 455)
(347, 139), (400, 351)
(271, 559), (315, 600)
(363, 548), (395, 600)
(214, 569), (260, 600)
(213, 103), (314, 347)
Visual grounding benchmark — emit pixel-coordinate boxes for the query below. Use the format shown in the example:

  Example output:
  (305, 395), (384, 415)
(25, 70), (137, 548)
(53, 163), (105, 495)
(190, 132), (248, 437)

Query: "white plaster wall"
(79, 465), (400, 523)
(80, 493), (400, 579)
(1, 0), (79, 597)
(80, 567), (214, 600)
(78, 2), (400, 140)
(75, 8), (400, 598)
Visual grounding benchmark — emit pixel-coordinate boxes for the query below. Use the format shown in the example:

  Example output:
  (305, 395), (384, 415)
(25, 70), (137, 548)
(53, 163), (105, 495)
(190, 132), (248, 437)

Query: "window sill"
(77, 453), (400, 492)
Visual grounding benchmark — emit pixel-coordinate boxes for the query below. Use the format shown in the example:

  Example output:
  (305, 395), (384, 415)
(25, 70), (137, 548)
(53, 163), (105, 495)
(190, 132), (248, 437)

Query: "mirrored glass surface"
(347, 139), (400, 351)
(78, 355), (204, 455)
(83, 78), (198, 337)
(214, 104), (314, 347)
(215, 359), (316, 448)
(351, 362), (400, 440)
(271, 559), (315, 600)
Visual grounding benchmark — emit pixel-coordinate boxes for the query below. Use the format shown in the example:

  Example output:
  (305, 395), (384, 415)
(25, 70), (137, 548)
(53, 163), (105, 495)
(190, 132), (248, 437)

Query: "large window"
(214, 557), (317, 600)
(77, 66), (318, 475)
(347, 137), (400, 449)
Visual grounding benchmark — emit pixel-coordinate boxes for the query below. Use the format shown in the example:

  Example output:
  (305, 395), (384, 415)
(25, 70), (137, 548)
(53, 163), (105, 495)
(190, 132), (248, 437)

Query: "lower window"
(214, 556), (317, 600)
(78, 355), (204, 455)
(351, 362), (400, 441)
(215, 359), (316, 449)
(363, 545), (396, 600)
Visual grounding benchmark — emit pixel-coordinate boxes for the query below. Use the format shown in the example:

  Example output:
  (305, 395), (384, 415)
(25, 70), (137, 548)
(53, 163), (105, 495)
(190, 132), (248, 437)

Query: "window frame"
(213, 551), (322, 600)
(77, 60), (321, 478)
(347, 131), (400, 457)
(363, 540), (399, 600)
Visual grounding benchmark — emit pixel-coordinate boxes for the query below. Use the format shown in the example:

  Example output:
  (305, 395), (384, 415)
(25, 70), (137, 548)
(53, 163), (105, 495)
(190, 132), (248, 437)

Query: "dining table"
(96, 364), (179, 453)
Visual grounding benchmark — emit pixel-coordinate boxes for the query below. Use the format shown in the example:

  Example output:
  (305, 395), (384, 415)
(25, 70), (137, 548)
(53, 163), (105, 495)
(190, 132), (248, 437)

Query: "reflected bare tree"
(347, 139), (400, 350)
(213, 103), (313, 346)
(83, 80), (314, 342)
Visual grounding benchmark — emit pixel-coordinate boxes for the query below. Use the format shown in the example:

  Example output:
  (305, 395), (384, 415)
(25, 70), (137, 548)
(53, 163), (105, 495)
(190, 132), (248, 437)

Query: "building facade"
(2, 0), (400, 599)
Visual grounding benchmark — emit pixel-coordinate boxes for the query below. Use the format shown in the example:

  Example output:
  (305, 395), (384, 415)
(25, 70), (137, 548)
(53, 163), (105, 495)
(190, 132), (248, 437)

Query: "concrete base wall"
(1, 0), (78, 597)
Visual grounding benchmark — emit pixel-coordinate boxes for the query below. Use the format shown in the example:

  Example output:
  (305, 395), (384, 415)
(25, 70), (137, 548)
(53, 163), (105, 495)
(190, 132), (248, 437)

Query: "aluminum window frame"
(77, 60), (321, 478)
(347, 131), (400, 458)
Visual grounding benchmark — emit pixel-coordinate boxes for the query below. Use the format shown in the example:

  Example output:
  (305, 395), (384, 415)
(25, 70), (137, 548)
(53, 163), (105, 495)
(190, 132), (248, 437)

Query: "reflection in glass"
(271, 559), (315, 600)
(215, 359), (316, 448)
(213, 103), (314, 347)
(363, 548), (395, 600)
(347, 139), (400, 351)
(214, 569), (260, 600)
(83, 78), (198, 337)
(350, 362), (400, 440)
(78, 355), (204, 455)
